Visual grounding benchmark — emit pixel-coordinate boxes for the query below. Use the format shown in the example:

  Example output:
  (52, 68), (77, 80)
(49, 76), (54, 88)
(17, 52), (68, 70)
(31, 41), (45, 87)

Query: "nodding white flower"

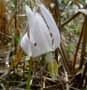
(21, 4), (60, 57)
(21, 5), (53, 57)
(38, 3), (60, 49)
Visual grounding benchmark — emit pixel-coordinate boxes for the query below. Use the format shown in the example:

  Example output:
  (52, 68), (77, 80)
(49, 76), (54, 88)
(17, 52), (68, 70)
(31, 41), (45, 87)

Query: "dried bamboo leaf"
(10, 47), (23, 68)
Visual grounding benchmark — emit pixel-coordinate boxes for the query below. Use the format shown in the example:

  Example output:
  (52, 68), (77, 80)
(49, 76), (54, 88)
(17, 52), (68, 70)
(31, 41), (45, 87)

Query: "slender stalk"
(78, 62), (87, 88)
(72, 23), (84, 71)
(60, 42), (72, 74)
(79, 16), (87, 70)
(26, 57), (33, 90)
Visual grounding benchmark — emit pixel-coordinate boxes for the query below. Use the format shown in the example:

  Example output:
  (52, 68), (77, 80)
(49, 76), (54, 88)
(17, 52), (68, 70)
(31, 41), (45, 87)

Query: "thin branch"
(61, 12), (80, 27)
(72, 22), (84, 71)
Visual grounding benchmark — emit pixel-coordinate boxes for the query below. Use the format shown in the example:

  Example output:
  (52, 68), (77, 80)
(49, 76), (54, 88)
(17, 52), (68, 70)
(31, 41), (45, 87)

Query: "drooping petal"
(29, 11), (53, 56)
(39, 3), (60, 49)
(29, 11), (53, 48)
(20, 33), (32, 57)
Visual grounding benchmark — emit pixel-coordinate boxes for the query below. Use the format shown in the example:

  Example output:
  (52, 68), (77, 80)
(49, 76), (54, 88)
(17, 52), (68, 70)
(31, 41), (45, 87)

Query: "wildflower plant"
(20, 1), (60, 90)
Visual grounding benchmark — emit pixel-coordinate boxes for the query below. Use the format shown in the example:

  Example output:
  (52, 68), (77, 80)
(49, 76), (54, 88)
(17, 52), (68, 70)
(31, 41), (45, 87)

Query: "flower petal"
(39, 3), (60, 49)
(20, 33), (32, 57)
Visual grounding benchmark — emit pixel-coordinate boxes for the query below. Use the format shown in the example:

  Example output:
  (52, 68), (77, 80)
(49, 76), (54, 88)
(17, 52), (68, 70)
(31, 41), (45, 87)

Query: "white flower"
(21, 5), (53, 57)
(38, 3), (60, 49)
(20, 4), (60, 57)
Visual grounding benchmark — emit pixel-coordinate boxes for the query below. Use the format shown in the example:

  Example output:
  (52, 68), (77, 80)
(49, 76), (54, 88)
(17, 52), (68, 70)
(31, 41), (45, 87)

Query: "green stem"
(26, 57), (32, 90)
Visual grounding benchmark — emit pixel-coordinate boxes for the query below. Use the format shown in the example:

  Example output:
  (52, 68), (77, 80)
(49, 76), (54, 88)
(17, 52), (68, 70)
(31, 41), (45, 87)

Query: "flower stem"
(26, 57), (32, 90)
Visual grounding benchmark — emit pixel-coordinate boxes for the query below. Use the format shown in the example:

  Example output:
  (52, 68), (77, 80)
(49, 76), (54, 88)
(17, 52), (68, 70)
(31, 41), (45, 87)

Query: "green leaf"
(67, 45), (74, 53)
(48, 59), (58, 80)
(14, 35), (20, 45)
(64, 0), (68, 4)
(46, 53), (58, 80)
(84, 86), (87, 90)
